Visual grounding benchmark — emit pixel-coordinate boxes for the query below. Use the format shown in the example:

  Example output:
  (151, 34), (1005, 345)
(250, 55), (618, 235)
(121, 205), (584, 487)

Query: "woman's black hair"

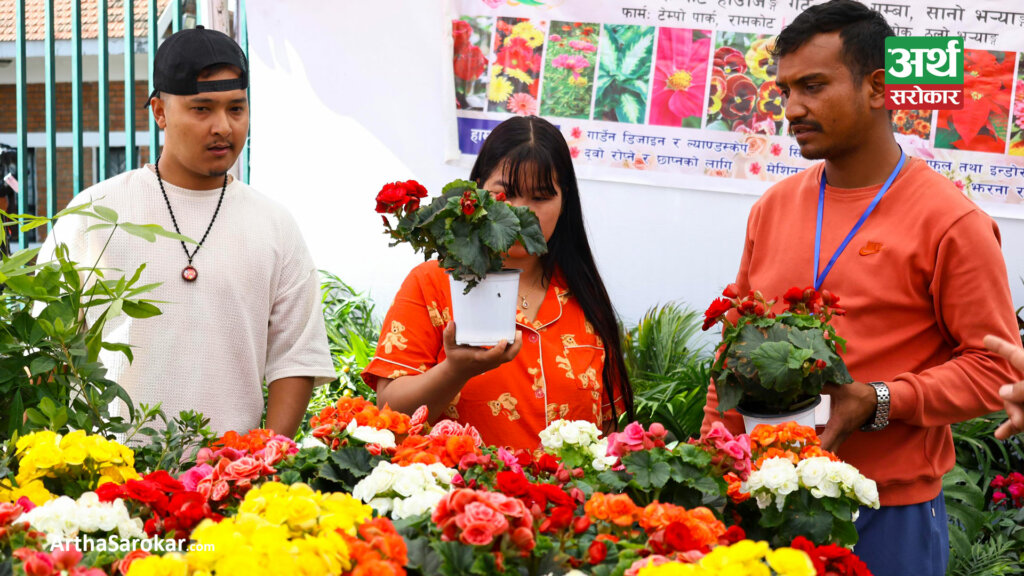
(469, 115), (635, 426)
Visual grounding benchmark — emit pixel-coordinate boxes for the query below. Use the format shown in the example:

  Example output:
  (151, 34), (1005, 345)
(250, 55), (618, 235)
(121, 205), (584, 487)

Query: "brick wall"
(0, 80), (153, 133)
(2, 80), (158, 240)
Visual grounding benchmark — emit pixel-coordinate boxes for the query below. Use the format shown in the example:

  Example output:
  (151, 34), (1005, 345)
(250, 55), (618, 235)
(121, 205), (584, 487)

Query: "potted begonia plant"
(702, 285), (853, 431)
(375, 179), (547, 345)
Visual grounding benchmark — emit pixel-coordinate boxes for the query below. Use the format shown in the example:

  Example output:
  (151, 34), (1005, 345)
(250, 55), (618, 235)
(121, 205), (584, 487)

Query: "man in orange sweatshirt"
(700, 2), (1023, 574)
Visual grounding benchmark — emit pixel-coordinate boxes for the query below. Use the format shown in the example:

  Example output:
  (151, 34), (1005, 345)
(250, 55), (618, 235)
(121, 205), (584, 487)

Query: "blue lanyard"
(814, 150), (906, 291)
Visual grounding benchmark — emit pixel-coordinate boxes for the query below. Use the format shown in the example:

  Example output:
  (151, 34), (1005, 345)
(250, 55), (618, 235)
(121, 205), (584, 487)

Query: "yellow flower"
(702, 540), (770, 568)
(568, 75), (589, 88)
(22, 439), (63, 471)
(509, 21), (543, 48)
(124, 554), (189, 576)
(766, 548), (816, 576)
(86, 437), (117, 463)
(488, 75), (514, 103)
(9, 479), (54, 506)
(505, 67), (535, 86)
(745, 38), (776, 82)
(16, 430), (58, 455)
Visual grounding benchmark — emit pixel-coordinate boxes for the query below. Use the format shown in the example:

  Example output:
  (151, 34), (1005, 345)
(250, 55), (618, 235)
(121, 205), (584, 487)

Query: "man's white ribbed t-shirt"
(38, 166), (336, 435)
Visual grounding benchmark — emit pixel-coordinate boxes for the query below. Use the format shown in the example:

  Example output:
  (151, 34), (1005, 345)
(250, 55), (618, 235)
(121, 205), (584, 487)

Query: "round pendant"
(182, 265), (198, 282)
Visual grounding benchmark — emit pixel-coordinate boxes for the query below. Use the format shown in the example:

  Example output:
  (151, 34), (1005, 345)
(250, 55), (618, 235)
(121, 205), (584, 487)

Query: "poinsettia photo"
(935, 49), (1015, 154)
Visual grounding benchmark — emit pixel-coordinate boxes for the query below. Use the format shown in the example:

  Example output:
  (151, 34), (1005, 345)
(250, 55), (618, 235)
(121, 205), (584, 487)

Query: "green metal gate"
(8, 0), (250, 251)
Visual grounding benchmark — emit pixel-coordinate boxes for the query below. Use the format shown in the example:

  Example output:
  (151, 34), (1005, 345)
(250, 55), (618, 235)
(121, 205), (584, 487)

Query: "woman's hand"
(376, 321), (524, 421)
(441, 321), (523, 381)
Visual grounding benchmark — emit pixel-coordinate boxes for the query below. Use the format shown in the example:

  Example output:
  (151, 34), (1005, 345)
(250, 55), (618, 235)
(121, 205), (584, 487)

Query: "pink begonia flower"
(1008, 482), (1024, 499)
(179, 463), (214, 492)
(648, 422), (667, 439)
(481, 0), (504, 8)
(720, 438), (750, 461)
(16, 496), (36, 512)
(211, 479), (230, 501)
(211, 447), (246, 462)
(430, 419), (484, 446)
(625, 555), (672, 576)
(409, 405), (429, 435)
(195, 447), (214, 466)
(460, 521), (496, 546)
(50, 546), (82, 571)
(704, 420), (731, 443)
(497, 447), (522, 474)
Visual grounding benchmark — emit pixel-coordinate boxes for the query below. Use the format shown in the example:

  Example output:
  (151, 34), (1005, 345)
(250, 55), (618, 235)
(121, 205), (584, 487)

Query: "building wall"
(1, 79), (155, 241)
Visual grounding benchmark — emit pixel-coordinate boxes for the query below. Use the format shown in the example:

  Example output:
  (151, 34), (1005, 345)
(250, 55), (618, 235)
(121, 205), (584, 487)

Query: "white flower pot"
(448, 270), (521, 346)
(736, 395), (821, 433)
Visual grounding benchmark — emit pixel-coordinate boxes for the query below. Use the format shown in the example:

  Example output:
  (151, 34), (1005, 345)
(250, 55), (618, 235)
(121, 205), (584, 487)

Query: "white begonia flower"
(344, 420), (397, 449)
(353, 461), (399, 502)
(392, 489), (447, 520)
(853, 476), (880, 508)
(754, 491), (774, 510)
(796, 457), (828, 490)
(367, 497), (393, 515)
(757, 458), (800, 497)
(589, 439), (617, 471)
(19, 493), (145, 545)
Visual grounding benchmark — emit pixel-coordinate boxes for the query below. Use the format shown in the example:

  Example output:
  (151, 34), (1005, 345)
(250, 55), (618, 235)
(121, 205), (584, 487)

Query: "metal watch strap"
(861, 381), (890, 432)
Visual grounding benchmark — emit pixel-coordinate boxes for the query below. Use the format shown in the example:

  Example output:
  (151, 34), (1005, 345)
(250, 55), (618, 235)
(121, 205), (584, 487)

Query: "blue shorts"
(852, 490), (949, 576)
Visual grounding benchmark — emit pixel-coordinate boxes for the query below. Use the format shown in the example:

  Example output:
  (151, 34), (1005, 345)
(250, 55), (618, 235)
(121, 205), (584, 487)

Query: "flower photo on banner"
(936, 49), (1015, 154)
(453, 17), (493, 111)
(649, 28), (711, 129)
(706, 32), (781, 135)
(1009, 69), (1024, 155)
(540, 22), (600, 119)
(593, 24), (656, 124)
(892, 109), (933, 143)
(488, 17), (545, 115)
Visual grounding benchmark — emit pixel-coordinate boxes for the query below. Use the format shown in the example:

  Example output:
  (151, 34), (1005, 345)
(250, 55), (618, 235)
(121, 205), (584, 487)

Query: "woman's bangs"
(501, 149), (559, 199)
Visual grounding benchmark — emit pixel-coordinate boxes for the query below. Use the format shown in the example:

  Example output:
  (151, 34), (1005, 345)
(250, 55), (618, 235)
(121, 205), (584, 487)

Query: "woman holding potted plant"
(362, 116), (633, 450)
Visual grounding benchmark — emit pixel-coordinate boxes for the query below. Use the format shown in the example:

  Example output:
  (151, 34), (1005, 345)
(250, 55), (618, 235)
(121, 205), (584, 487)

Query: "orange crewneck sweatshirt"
(702, 157), (1023, 506)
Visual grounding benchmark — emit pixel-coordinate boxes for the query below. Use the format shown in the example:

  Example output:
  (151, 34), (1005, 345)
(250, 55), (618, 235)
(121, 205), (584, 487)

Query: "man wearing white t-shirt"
(39, 27), (335, 437)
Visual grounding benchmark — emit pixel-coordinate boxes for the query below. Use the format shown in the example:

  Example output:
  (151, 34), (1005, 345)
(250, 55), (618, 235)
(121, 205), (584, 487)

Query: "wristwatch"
(861, 381), (890, 432)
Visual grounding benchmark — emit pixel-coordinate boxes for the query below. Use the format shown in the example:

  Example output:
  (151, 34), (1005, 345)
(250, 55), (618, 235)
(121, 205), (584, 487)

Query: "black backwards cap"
(146, 25), (248, 106)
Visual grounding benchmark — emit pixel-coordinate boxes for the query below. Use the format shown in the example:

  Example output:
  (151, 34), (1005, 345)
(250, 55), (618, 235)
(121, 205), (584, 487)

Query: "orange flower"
(585, 493), (640, 527)
(639, 502), (690, 531)
(724, 472), (750, 504)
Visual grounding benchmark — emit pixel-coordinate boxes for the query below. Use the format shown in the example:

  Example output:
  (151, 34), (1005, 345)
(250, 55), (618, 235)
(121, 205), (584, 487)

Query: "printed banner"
(449, 0), (1024, 218)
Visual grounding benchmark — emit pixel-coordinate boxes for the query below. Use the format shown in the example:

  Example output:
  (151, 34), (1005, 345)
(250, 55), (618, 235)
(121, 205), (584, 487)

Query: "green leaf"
(119, 222), (157, 242)
(121, 223), (196, 245)
(788, 328), (833, 361)
(445, 220), (491, 278)
(786, 347), (814, 370)
(53, 202), (93, 220)
(751, 341), (800, 391)
(25, 408), (48, 426)
(478, 201), (520, 252)
(715, 370), (743, 414)
(101, 342), (134, 364)
(121, 301), (162, 319)
(0, 247), (41, 274)
(623, 450), (672, 489)
(618, 29), (654, 77)
(513, 207), (548, 256)
(28, 356), (57, 377)
(92, 205), (119, 223)
(616, 91), (643, 124)
(596, 470), (629, 491)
